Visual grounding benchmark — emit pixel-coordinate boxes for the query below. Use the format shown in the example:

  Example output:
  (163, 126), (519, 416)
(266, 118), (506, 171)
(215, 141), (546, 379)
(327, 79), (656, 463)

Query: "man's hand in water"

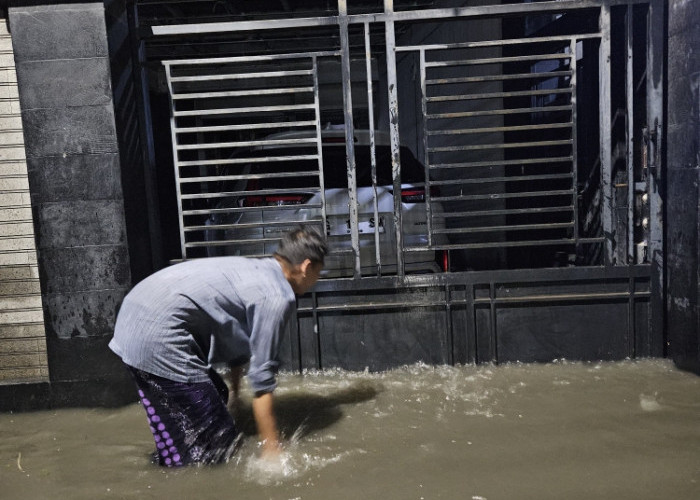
(261, 439), (282, 460)
(252, 391), (282, 459)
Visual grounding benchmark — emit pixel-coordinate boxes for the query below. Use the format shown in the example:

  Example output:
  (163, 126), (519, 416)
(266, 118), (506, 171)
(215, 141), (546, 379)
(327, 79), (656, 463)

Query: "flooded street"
(1, 359), (699, 500)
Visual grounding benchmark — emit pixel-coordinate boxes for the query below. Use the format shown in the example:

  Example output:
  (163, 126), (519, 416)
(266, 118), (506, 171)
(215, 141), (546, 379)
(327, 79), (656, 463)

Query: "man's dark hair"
(274, 227), (328, 265)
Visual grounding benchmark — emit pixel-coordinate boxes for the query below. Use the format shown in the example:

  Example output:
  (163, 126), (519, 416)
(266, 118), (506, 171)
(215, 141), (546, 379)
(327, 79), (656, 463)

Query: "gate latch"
(642, 119), (660, 180)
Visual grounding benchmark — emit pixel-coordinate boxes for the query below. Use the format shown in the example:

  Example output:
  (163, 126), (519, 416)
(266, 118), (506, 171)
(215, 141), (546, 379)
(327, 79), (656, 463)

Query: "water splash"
(241, 445), (366, 485)
(238, 412), (366, 485)
(639, 393), (663, 412)
(242, 450), (298, 484)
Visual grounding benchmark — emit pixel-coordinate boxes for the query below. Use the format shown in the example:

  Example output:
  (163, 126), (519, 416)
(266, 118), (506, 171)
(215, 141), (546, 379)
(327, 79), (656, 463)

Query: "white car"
(204, 129), (447, 277)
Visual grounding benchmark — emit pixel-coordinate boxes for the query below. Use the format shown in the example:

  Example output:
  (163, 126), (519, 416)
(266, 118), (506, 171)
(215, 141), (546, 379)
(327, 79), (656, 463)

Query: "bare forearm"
(252, 392), (280, 457)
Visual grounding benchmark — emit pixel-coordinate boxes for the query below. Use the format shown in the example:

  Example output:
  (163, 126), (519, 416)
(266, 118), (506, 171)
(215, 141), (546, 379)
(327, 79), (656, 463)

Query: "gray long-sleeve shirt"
(109, 257), (296, 394)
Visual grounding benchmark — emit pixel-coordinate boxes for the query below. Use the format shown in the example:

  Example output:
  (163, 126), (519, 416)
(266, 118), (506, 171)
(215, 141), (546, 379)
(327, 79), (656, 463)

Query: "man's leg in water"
(126, 366), (239, 466)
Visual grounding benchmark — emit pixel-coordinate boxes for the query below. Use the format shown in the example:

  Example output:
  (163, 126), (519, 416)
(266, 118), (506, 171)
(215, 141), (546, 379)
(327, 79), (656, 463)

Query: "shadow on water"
(233, 380), (381, 438)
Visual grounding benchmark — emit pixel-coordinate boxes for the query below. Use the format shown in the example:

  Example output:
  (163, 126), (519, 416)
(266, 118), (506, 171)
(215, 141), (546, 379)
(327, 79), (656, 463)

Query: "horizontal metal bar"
(163, 51), (340, 65)
(430, 156), (573, 170)
(430, 173), (572, 186)
(172, 86), (314, 100)
(428, 122), (572, 136)
(473, 291), (651, 305)
(179, 170), (319, 184)
(182, 202), (323, 216)
(297, 292), (651, 314)
(186, 237), (281, 248)
(185, 218), (321, 232)
(297, 300), (446, 314)
(180, 187), (320, 200)
(189, 234), (351, 248)
(401, 33), (600, 53)
(176, 137), (316, 151)
(425, 53), (572, 69)
(169, 69), (314, 83)
(434, 189), (573, 202)
(427, 87), (572, 103)
(295, 288), (652, 313)
(432, 206), (574, 219)
(426, 70), (573, 86)
(427, 104), (572, 120)
(423, 239), (576, 250)
(177, 154), (318, 168)
(175, 120), (317, 134)
(433, 221), (574, 235)
(428, 139), (572, 153)
(155, 19), (338, 36)
(173, 103), (316, 117)
(325, 233), (382, 241)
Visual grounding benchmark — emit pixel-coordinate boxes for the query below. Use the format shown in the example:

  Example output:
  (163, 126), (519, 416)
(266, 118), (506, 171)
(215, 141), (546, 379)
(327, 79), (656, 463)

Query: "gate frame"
(150, 0), (666, 368)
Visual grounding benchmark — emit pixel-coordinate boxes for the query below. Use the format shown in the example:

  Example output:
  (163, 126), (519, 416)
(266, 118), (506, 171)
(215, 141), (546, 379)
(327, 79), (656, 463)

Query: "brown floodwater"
(1, 359), (699, 500)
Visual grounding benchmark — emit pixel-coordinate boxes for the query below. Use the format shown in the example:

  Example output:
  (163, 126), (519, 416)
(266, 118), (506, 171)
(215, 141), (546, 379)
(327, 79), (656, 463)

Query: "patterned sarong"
(126, 366), (239, 466)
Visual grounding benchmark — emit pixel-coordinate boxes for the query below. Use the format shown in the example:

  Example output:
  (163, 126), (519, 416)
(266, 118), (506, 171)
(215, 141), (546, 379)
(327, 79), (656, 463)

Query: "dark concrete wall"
(7, 2), (135, 406)
(667, 0), (700, 374)
(104, 0), (163, 282)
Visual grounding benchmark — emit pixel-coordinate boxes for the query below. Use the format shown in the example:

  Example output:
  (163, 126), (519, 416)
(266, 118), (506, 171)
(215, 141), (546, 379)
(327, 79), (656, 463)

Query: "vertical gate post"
(599, 5), (614, 265)
(570, 38), (580, 250)
(646, 0), (665, 357)
(364, 22), (383, 276)
(383, 0), (405, 277)
(338, 0), (361, 278)
(418, 49), (434, 247)
(163, 62), (186, 259)
(625, 7), (636, 265)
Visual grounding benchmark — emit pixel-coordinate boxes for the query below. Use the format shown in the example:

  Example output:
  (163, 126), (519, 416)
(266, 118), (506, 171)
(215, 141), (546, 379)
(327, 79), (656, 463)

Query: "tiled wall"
(0, 18), (49, 383)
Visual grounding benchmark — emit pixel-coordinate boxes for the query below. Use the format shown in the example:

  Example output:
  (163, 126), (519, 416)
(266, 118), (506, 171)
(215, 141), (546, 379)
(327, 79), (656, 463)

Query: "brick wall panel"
(0, 19), (49, 384)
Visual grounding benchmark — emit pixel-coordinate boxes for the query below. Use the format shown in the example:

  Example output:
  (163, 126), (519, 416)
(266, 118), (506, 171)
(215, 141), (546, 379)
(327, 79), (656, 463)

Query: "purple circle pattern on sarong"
(140, 394), (182, 466)
(127, 366), (238, 466)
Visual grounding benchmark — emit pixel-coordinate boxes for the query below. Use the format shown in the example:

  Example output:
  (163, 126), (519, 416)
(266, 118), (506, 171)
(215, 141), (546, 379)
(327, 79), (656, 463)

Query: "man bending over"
(109, 228), (327, 466)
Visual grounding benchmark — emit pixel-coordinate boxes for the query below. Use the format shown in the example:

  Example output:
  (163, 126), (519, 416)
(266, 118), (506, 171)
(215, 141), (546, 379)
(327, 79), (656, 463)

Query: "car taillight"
(441, 250), (449, 272)
(243, 194), (311, 207)
(400, 186), (440, 203)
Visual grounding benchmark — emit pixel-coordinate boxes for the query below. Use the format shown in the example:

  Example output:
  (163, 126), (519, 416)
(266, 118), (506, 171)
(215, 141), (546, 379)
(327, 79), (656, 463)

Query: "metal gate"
(147, 0), (665, 367)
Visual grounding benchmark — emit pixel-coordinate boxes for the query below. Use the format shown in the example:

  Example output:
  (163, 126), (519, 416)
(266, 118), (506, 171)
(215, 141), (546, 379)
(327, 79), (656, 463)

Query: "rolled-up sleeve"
(245, 293), (294, 394)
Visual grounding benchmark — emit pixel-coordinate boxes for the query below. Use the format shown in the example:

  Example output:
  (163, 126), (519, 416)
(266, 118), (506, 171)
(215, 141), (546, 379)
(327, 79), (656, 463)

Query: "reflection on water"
(1, 359), (700, 500)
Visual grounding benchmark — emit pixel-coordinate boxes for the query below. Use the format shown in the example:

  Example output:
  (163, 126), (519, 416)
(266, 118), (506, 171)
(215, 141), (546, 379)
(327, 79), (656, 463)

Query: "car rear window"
(323, 145), (426, 188)
(226, 144), (426, 190)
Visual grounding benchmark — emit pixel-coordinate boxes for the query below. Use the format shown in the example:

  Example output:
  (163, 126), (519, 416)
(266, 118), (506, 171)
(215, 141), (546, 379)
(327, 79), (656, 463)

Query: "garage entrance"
(139, 0), (665, 368)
